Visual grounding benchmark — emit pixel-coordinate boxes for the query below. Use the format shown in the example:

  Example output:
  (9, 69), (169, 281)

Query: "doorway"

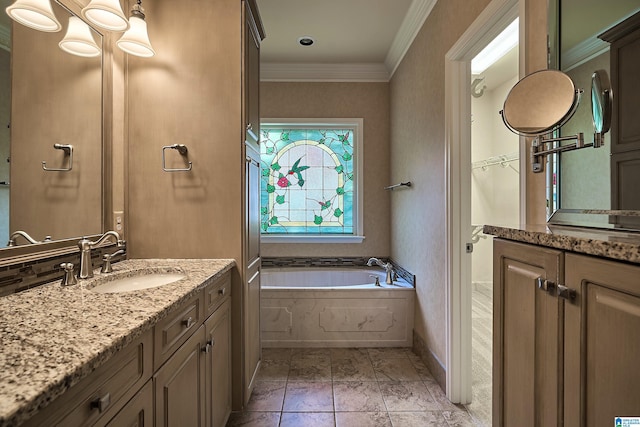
(443, 0), (522, 413)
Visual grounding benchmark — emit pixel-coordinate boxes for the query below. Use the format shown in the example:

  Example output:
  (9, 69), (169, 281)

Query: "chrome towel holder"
(384, 181), (412, 191)
(42, 143), (73, 172)
(162, 144), (193, 172)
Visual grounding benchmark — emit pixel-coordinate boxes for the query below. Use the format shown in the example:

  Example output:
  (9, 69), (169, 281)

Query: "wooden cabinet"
(564, 254), (640, 427)
(105, 380), (154, 427)
(493, 239), (640, 426)
(205, 299), (232, 427)
(493, 239), (563, 427)
(244, 0), (262, 152)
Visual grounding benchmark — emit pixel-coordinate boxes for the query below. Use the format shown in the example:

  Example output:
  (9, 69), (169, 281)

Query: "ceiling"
(255, 0), (435, 81)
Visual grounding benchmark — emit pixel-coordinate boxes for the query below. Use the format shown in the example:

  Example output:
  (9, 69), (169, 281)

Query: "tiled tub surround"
(483, 224), (640, 261)
(0, 258), (235, 427)
(261, 268), (415, 348)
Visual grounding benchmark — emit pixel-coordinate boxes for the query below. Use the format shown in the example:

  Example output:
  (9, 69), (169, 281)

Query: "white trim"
(260, 0), (437, 82)
(261, 235), (365, 244)
(261, 62), (390, 82)
(386, 0), (437, 78)
(260, 118), (364, 241)
(562, 35), (609, 71)
(444, 0), (520, 404)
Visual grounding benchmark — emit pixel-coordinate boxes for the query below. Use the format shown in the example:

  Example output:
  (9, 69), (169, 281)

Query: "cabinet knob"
(218, 287), (226, 296)
(182, 317), (195, 329)
(202, 339), (215, 353)
(536, 277), (555, 293)
(90, 393), (110, 413)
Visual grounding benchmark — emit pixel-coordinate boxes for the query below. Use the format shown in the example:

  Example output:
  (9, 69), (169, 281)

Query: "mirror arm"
(531, 132), (607, 173)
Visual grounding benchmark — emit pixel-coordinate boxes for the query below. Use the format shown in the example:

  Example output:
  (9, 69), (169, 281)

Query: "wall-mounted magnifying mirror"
(501, 69), (581, 136)
(500, 68), (612, 173)
(591, 69), (612, 144)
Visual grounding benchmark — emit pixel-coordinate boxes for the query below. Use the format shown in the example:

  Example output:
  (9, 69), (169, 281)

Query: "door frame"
(444, 0), (523, 403)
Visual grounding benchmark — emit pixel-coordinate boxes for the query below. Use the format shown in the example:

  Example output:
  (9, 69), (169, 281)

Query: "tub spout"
(367, 257), (394, 284)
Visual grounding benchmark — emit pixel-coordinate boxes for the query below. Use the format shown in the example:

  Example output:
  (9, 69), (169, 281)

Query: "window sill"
(261, 235), (366, 244)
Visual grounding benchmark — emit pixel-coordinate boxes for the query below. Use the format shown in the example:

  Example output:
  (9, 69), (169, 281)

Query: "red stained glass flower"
(277, 176), (290, 188)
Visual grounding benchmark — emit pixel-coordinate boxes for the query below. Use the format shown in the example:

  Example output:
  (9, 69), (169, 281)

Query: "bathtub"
(261, 267), (415, 348)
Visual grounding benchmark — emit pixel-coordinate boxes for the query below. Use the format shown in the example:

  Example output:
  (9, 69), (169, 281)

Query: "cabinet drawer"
(24, 330), (153, 427)
(154, 292), (204, 369)
(205, 272), (231, 316)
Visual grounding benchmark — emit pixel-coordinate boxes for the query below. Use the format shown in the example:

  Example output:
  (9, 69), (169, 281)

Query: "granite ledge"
(483, 224), (640, 264)
(0, 258), (235, 427)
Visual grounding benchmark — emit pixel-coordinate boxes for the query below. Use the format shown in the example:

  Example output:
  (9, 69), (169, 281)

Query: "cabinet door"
(245, 259), (261, 403)
(205, 299), (232, 427)
(244, 0), (261, 151)
(564, 254), (640, 427)
(493, 239), (563, 427)
(105, 380), (153, 427)
(154, 325), (206, 427)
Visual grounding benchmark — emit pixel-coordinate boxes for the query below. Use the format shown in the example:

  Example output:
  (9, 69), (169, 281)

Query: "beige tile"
(331, 357), (377, 381)
(387, 411), (449, 427)
(246, 381), (286, 412)
(330, 347), (370, 360)
(367, 347), (410, 359)
(425, 380), (468, 412)
(226, 411), (280, 427)
(291, 348), (332, 359)
(407, 353), (437, 381)
(335, 411), (392, 427)
(380, 381), (440, 411)
(280, 412), (335, 427)
(333, 381), (386, 412)
(289, 357), (332, 381)
(443, 410), (481, 426)
(257, 359), (290, 381)
(262, 347), (292, 361)
(372, 358), (421, 381)
(283, 382), (334, 412)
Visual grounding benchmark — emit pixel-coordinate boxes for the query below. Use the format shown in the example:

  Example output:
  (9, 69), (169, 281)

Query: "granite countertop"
(483, 224), (640, 264)
(0, 258), (235, 427)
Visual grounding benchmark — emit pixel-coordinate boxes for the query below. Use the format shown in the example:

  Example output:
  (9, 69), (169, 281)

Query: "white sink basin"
(91, 273), (186, 294)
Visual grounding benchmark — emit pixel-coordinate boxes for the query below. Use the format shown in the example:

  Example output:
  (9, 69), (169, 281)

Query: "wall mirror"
(547, 0), (640, 229)
(0, 0), (104, 253)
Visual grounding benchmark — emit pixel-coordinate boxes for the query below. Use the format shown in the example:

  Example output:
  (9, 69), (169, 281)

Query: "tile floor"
(226, 347), (482, 426)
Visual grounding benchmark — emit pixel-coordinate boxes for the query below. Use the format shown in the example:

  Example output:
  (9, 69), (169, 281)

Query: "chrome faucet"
(367, 257), (394, 284)
(78, 231), (125, 279)
(7, 231), (52, 246)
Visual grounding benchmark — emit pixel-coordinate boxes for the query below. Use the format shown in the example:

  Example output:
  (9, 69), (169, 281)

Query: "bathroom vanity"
(485, 224), (640, 426)
(0, 259), (234, 427)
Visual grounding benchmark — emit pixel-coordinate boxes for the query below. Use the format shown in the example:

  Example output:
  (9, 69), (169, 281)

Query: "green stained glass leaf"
(297, 179), (305, 187)
(261, 222), (269, 231)
(318, 138), (326, 144)
(269, 216), (279, 225)
(334, 208), (343, 218)
(314, 215), (323, 225)
(276, 195), (285, 204)
(271, 163), (281, 171)
(336, 187), (345, 195)
(346, 172), (353, 181)
(281, 132), (289, 141)
(335, 165), (344, 174)
(278, 172), (284, 179)
(261, 168), (270, 177)
(260, 207), (268, 215)
(266, 147), (274, 155)
(267, 184), (275, 193)
(321, 201), (331, 211)
(342, 152), (352, 161)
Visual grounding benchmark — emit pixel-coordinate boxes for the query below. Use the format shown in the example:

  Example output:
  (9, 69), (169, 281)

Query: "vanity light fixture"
(5, 0), (61, 32)
(59, 16), (101, 57)
(81, 0), (129, 32)
(471, 17), (519, 75)
(116, 0), (155, 57)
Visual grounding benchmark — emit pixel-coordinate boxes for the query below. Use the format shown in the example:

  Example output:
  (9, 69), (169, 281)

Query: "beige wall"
(0, 48), (9, 244)
(260, 82), (391, 258)
(389, 0), (493, 370)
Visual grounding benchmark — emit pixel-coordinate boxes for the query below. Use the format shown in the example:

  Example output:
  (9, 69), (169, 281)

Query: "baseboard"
(412, 330), (446, 393)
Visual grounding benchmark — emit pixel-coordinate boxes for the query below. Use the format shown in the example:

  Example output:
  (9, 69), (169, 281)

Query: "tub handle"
(370, 275), (381, 287)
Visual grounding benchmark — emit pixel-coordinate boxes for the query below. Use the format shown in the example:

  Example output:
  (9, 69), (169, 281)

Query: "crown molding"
(562, 35), (609, 72)
(260, 0), (437, 82)
(386, 0), (437, 78)
(261, 62), (390, 82)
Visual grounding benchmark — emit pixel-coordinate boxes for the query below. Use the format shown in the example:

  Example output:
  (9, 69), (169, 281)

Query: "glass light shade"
(117, 15), (155, 57)
(6, 0), (61, 32)
(59, 16), (101, 57)
(81, 0), (129, 31)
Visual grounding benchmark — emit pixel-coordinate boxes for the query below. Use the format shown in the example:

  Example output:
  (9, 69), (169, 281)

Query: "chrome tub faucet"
(367, 257), (395, 284)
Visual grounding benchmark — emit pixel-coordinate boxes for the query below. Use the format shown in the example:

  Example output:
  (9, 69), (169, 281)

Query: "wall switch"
(113, 211), (124, 236)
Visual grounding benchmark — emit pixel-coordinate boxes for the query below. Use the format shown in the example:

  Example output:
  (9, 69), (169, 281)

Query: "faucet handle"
(60, 263), (78, 286)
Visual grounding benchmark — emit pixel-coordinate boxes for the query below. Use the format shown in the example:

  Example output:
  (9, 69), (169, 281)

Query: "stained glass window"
(260, 120), (362, 240)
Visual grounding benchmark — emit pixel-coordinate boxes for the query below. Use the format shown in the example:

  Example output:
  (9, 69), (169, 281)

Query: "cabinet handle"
(536, 277), (555, 293)
(90, 393), (110, 413)
(202, 339), (215, 353)
(182, 317), (195, 329)
(218, 287), (226, 296)
(558, 284), (577, 301)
